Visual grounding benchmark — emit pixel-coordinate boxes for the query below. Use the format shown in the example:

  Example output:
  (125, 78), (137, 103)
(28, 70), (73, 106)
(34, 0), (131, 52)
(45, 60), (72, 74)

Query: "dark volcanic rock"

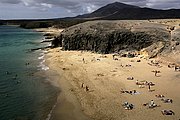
(52, 35), (63, 47)
(52, 21), (170, 54)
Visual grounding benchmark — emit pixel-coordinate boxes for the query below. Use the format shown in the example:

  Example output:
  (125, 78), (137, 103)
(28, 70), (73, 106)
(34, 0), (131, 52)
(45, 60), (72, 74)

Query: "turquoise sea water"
(0, 26), (58, 120)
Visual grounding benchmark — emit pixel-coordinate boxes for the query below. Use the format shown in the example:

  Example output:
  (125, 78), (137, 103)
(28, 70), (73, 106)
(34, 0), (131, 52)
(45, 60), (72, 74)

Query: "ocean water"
(0, 26), (58, 120)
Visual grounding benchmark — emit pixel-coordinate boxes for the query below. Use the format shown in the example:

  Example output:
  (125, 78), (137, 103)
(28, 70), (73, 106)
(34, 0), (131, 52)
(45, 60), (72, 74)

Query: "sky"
(0, 0), (180, 19)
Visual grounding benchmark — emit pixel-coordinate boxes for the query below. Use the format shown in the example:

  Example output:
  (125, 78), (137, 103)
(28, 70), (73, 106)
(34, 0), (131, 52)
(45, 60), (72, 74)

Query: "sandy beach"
(35, 27), (64, 36)
(44, 47), (180, 120)
(34, 19), (180, 120)
(2, 1), (180, 119)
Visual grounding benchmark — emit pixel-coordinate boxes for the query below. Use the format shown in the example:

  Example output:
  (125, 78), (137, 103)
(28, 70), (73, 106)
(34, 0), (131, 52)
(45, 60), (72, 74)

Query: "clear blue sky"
(0, 0), (180, 19)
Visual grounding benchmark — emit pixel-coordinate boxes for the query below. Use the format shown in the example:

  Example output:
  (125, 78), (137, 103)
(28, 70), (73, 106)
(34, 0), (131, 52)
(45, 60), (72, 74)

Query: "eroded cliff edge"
(52, 20), (180, 60)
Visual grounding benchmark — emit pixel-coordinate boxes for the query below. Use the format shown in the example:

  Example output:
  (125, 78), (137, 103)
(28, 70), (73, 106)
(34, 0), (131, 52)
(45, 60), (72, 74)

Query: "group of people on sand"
(122, 76), (175, 116)
(135, 80), (155, 91)
(167, 63), (180, 72)
(81, 54), (178, 116)
(121, 52), (180, 116)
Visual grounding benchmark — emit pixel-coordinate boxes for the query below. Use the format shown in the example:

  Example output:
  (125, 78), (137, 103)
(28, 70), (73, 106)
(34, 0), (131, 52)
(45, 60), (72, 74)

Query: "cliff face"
(61, 30), (154, 53)
(52, 20), (170, 54)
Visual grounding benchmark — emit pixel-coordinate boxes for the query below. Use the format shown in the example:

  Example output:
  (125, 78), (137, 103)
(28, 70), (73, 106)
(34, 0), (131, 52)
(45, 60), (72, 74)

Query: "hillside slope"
(77, 2), (180, 20)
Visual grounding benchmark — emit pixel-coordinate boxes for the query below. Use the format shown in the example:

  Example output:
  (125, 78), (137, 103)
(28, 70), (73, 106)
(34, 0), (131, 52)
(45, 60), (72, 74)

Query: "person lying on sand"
(136, 81), (145, 85)
(136, 80), (148, 85)
(129, 90), (137, 95)
(136, 80), (155, 86)
(120, 89), (138, 95)
(143, 100), (160, 108)
(122, 102), (134, 110)
(120, 89), (129, 94)
(155, 94), (165, 98)
(127, 77), (134, 80)
(175, 66), (180, 71)
(114, 58), (118, 60)
(125, 64), (131, 67)
(161, 110), (175, 115)
(138, 84), (145, 88)
(148, 82), (155, 86)
(161, 98), (173, 103)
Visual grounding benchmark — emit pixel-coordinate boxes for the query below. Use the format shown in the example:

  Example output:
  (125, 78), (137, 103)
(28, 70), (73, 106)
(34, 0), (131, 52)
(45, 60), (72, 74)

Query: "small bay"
(0, 25), (58, 120)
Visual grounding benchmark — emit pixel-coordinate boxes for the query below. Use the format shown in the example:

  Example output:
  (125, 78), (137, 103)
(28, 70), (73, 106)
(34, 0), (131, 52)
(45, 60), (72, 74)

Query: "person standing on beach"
(83, 58), (85, 63)
(148, 83), (151, 92)
(82, 58), (85, 63)
(152, 70), (160, 77)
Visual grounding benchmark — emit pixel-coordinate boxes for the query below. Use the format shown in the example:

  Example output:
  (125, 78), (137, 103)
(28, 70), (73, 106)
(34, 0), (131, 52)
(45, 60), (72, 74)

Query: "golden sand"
(45, 48), (180, 120)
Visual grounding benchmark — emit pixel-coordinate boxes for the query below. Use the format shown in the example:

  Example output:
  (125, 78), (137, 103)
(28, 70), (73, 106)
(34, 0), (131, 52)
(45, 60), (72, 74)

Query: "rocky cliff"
(52, 20), (171, 56)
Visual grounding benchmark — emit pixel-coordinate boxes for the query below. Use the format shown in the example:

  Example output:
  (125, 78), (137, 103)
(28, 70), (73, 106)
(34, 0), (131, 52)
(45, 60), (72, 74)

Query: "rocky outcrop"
(52, 20), (170, 54)
(142, 42), (166, 58)
(52, 35), (63, 48)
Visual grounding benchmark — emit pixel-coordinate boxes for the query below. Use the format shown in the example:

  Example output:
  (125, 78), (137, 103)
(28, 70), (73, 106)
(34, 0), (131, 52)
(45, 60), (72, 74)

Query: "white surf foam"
(38, 58), (49, 71)
(38, 55), (44, 60)
(46, 103), (57, 120)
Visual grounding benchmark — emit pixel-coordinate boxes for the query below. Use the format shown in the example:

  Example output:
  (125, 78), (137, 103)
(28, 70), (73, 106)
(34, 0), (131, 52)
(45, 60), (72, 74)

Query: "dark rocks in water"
(52, 21), (170, 54)
(45, 36), (54, 39)
(40, 39), (53, 43)
(30, 46), (51, 52)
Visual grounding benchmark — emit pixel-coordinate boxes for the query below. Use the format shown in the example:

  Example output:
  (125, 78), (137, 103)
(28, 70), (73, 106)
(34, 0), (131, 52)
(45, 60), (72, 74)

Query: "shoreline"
(44, 48), (90, 120)
(34, 30), (60, 120)
(0, 25), (60, 120)
(36, 27), (90, 120)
